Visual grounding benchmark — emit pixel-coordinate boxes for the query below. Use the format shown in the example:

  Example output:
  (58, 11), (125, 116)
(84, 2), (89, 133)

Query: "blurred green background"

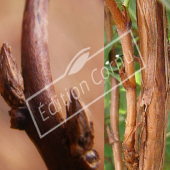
(104, 0), (170, 169)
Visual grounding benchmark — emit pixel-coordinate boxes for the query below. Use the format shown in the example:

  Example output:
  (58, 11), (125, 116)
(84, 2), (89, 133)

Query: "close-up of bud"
(0, 43), (25, 107)
(0, 1), (103, 170)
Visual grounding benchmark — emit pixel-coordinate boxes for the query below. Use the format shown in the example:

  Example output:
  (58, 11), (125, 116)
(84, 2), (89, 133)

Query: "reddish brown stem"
(0, 1), (99, 169)
(20, 0), (99, 169)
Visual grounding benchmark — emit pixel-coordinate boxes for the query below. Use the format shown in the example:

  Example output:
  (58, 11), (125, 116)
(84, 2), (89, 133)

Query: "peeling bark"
(136, 1), (170, 169)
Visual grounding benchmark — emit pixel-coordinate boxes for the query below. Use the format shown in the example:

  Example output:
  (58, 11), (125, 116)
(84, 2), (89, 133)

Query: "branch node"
(9, 107), (27, 130)
(66, 88), (94, 157)
(66, 88), (100, 168)
(106, 126), (119, 144)
(119, 66), (136, 90)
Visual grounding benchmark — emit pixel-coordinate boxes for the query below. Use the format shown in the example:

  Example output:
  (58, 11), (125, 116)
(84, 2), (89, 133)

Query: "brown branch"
(137, 1), (170, 169)
(104, 4), (124, 170)
(105, 0), (138, 169)
(0, 0), (100, 169)
(105, 0), (129, 34)
(21, 0), (99, 169)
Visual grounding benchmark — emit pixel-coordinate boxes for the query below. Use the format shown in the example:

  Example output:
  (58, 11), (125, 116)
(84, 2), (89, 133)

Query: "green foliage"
(104, 0), (170, 169)
(105, 160), (113, 170)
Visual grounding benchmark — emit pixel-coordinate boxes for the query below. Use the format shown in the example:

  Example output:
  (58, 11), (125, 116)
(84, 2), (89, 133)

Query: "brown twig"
(0, 0), (100, 169)
(104, 4), (124, 170)
(105, 0), (138, 169)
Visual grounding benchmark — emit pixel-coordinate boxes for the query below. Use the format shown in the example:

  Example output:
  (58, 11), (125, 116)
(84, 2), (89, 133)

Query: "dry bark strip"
(104, 4), (124, 170)
(0, 0), (100, 169)
(137, 1), (170, 169)
(105, 0), (138, 169)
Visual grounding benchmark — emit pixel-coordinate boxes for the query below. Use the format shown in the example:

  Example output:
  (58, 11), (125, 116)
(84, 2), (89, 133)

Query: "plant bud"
(0, 43), (25, 107)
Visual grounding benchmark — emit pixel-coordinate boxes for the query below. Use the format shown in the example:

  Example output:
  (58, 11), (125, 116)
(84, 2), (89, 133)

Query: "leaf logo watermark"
(26, 30), (145, 139)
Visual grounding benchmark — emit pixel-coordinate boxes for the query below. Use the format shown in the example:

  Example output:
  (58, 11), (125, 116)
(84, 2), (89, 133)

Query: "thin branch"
(104, 4), (124, 170)
(105, 0), (138, 169)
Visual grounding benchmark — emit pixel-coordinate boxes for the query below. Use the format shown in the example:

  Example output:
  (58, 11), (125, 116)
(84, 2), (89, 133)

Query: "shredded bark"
(137, 1), (170, 169)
